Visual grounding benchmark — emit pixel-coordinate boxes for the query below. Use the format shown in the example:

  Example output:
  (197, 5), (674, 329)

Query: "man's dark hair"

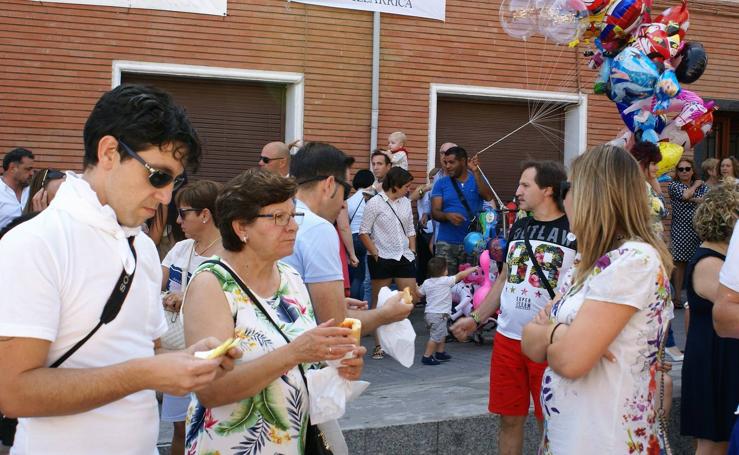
(3, 147), (34, 171)
(443, 146), (468, 161)
(382, 167), (414, 192)
(291, 142), (352, 188)
(82, 84), (202, 172)
(521, 160), (568, 210)
(427, 257), (448, 278)
(352, 169), (375, 190)
(370, 149), (391, 165)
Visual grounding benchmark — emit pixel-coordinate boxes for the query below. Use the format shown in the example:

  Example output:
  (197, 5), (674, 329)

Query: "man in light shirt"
(0, 85), (237, 455)
(0, 147), (34, 230)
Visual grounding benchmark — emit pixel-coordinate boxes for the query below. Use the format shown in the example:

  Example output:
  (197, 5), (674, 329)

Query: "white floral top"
(184, 259), (318, 455)
(541, 241), (673, 455)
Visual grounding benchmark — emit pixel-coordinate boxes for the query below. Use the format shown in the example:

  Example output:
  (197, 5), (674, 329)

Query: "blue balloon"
(463, 232), (486, 255)
(608, 47), (660, 105)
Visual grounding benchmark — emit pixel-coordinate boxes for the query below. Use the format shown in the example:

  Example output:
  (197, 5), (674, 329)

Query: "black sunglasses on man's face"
(297, 175), (352, 200)
(118, 139), (185, 190)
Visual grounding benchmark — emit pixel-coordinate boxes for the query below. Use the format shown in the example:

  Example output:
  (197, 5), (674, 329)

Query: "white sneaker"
(665, 346), (684, 362)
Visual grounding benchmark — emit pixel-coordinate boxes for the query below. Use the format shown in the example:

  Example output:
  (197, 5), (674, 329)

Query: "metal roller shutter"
(436, 97), (564, 203)
(121, 74), (285, 183)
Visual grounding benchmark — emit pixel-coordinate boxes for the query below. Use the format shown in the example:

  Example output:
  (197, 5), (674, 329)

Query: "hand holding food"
(193, 334), (243, 359)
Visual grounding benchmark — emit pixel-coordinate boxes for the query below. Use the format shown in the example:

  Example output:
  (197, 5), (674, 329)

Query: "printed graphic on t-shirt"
(497, 216), (577, 340)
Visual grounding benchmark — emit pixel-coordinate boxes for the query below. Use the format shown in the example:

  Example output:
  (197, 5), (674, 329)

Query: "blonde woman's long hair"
(570, 144), (674, 286)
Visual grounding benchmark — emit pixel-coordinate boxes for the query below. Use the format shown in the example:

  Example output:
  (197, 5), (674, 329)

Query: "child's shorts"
(424, 312), (449, 343)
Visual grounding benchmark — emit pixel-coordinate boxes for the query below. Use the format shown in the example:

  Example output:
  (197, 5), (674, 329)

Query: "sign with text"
(31, 0), (227, 16)
(289, 0), (445, 21)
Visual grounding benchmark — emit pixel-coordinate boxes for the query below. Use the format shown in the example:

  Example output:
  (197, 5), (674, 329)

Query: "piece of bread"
(400, 287), (413, 305)
(193, 331), (244, 359)
(339, 318), (362, 344)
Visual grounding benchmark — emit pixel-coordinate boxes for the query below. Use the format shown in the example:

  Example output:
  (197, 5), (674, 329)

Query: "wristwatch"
(418, 187), (424, 196)
(470, 311), (482, 325)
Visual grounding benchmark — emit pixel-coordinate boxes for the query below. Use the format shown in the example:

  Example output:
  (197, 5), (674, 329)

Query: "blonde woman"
(522, 145), (673, 454)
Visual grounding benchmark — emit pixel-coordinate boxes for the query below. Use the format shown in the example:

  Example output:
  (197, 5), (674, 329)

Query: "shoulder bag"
(521, 218), (556, 300)
(201, 259), (335, 455)
(160, 242), (194, 350)
(51, 237), (137, 368)
(449, 177), (479, 233)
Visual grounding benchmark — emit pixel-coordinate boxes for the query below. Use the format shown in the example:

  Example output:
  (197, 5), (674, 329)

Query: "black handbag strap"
(200, 259), (312, 387)
(449, 177), (473, 220)
(51, 236), (137, 368)
(349, 197), (364, 225)
(382, 197), (407, 234)
(521, 218), (556, 300)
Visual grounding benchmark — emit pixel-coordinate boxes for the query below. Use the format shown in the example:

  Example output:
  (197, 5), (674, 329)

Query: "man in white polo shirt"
(0, 147), (34, 230)
(0, 85), (237, 455)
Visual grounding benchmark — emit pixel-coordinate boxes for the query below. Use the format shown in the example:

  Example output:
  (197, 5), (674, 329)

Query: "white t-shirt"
(346, 190), (366, 234)
(418, 276), (456, 314)
(720, 223), (739, 292)
(0, 173), (166, 455)
(162, 238), (210, 292)
(0, 177), (30, 230)
(541, 241), (673, 454)
(497, 216), (577, 340)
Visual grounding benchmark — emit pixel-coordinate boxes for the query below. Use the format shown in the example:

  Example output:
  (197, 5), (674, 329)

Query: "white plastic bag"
(306, 363), (369, 425)
(376, 287), (416, 368)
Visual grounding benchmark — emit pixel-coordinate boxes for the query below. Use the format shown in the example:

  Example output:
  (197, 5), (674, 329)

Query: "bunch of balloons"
(499, 0), (713, 180)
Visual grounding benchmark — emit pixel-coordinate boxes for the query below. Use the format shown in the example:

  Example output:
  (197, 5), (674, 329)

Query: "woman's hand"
(31, 188), (49, 211)
(337, 346), (367, 381)
(290, 320), (355, 364)
(163, 291), (184, 313)
(349, 253), (360, 268)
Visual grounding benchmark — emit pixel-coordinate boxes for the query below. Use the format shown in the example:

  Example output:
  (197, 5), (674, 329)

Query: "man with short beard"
(0, 147), (34, 230)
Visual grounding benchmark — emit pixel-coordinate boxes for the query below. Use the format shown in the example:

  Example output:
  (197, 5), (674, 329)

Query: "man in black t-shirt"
(452, 160), (575, 455)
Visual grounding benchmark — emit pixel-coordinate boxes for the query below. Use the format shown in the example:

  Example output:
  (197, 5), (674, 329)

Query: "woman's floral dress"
(540, 241), (673, 455)
(184, 259), (318, 455)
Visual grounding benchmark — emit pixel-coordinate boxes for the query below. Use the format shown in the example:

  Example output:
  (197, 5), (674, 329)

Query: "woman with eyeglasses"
(669, 158), (708, 306)
(23, 168), (66, 215)
(182, 168), (365, 455)
(521, 145), (673, 454)
(157, 179), (222, 455)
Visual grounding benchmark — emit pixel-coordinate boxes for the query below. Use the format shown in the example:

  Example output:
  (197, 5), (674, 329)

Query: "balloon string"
(475, 119), (533, 156)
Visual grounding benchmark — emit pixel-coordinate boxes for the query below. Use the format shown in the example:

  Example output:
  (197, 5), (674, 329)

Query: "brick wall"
(1, 0), (736, 182)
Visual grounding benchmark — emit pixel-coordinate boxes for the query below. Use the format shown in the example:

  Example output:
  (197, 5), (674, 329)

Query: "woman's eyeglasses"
(677, 166), (692, 172)
(177, 208), (201, 218)
(40, 169), (65, 188)
(255, 211), (305, 226)
(559, 181), (571, 202)
(118, 139), (185, 190)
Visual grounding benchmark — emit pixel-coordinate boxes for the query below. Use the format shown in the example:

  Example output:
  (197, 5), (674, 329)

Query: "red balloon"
(633, 23), (671, 63)
(655, 0), (690, 39)
(684, 109), (714, 148)
(599, 0), (646, 54)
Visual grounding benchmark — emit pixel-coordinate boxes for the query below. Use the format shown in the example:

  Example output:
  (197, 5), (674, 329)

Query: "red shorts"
(488, 331), (547, 420)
